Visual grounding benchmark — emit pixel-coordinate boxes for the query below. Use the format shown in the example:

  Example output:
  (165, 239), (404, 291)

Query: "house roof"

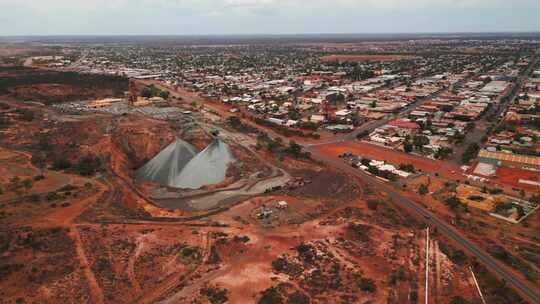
(388, 119), (420, 130)
(478, 150), (540, 166)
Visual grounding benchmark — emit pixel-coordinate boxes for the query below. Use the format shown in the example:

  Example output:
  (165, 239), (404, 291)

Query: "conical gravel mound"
(135, 138), (199, 186)
(172, 139), (235, 189)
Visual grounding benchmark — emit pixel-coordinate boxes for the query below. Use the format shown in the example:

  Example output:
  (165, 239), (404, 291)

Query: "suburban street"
(307, 61), (509, 147)
(452, 54), (540, 161)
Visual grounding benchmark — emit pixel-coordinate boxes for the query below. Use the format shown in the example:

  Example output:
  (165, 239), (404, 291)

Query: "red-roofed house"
(387, 119), (421, 137)
(388, 119), (420, 130)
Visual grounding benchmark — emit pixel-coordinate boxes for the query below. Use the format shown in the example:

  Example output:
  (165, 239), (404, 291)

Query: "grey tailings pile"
(135, 139), (198, 186)
(136, 138), (235, 189)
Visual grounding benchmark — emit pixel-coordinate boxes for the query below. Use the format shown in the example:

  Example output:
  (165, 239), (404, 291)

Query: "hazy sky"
(1, 0), (539, 35)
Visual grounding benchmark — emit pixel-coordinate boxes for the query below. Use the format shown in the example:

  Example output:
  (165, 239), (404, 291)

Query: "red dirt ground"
(312, 141), (463, 181)
(493, 166), (540, 194)
(0, 67), (520, 304)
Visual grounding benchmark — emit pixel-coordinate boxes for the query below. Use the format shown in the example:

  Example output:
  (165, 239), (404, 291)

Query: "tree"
(222, 85), (232, 95)
(435, 147), (453, 160)
(8, 176), (23, 195)
(200, 286), (228, 304)
(52, 158), (72, 170)
(399, 163), (415, 173)
(358, 278), (377, 293)
(413, 135), (429, 149)
(462, 143), (480, 164)
(288, 108), (300, 120)
(0, 116), (11, 129)
(360, 158), (371, 167)
(46, 192), (61, 201)
(403, 142), (413, 153)
(351, 114), (363, 126)
(267, 141), (280, 153)
(22, 179), (33, 193)
(441, 105), (454, 112)
(450, 296), (472, 304)
(367, 200), (379, 210)
(419, 184), (429, 196)
(368, 166), (380, 176)
(15, 109), (35, 122)
(287, 140), (303, 158)
(287, 292), (309, 304)
(410, 290), (418, 302)
(444, 196), (462, 209)
(140, 86), (153, 98)
(228, 116), (243, 129)
(141, 87), (152, 98)
(420, 119), (432, 131)
(75, 156), (102, 176)
(335, 93), (345, 104)
(258, 287), (283, 304)
(159, 90), (170, 99)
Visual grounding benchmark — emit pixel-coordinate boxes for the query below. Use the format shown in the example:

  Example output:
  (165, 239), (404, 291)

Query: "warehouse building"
(478, 149), (540, 170)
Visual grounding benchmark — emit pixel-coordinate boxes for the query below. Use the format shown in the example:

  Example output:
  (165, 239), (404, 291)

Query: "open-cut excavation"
(136, 138), (235, 189)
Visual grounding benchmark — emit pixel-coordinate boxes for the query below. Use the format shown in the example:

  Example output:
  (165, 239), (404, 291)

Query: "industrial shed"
(478, 150), (540, 170)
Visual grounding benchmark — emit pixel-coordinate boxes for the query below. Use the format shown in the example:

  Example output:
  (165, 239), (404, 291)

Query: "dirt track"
(71, 227), (105, 304)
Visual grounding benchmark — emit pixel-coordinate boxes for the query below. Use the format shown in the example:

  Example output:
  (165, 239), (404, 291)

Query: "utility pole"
(470, 266), (487, 304)
(425, 227), (429, 304)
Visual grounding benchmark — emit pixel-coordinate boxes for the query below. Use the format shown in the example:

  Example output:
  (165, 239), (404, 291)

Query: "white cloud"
(0, 0), (538, 35)
(0, 0), (526, 13)
(224, 0), (275, 7)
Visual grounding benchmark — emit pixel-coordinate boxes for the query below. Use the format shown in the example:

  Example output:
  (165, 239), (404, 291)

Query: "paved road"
(304, 57), (540, 302)
(306, 78), (485, 147)
(304, 90), (446, 147)
(306, 58), (514, 148)
(306, 148), (540, 304)
(451, 54), (540, 163)
(150, 66), (540, 303)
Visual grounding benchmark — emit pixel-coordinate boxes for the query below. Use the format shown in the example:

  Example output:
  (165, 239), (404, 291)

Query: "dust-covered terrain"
(0, 61), (533, 304)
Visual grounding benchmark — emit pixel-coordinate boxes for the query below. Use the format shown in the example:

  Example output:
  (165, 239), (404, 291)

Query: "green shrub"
(258, 287), (283, 304)
(46, 192), (61, 201)
(52, 159), (72, 170)
(358, 278), (376, 293)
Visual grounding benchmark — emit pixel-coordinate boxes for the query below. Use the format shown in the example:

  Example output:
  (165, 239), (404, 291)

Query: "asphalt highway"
(158, 67), (540, 303)
(307, 148), (540, 304)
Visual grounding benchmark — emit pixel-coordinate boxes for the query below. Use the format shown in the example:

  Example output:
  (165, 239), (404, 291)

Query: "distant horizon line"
(2, 31), (540, 38)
